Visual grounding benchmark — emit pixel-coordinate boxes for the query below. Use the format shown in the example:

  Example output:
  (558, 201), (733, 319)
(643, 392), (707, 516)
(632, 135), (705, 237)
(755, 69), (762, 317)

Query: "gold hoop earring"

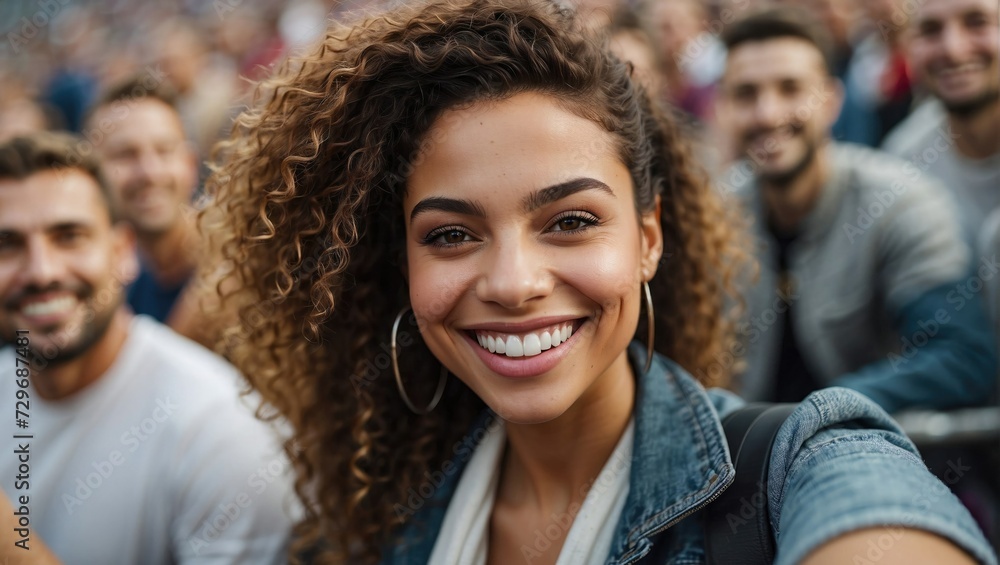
(643, 280), (655, 374)
(391, 307), (447, 415)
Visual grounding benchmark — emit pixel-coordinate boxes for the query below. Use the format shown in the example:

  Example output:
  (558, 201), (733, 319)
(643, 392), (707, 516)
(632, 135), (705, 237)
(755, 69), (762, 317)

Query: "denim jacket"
(381, 343), (997, 565)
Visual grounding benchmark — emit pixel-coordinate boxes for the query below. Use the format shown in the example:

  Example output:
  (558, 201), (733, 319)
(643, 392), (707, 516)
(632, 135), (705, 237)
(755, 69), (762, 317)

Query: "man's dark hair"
(721, 7), (835, 75)
(87, 73), (180, 123)
(0, 131), (119, 222)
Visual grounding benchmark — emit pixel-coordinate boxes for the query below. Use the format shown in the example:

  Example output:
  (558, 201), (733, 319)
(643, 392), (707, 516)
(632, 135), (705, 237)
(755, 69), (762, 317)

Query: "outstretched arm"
(803, 527), (976, 564)
(768, 388), (996, 565)
(832, 282), (998, 413)
(832, 159), (998, 412)
(0, 489), (61, 565)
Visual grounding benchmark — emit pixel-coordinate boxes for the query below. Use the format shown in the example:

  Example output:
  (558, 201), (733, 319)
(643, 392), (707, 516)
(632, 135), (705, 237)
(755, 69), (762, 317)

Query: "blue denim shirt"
(381, 343), (997, 564)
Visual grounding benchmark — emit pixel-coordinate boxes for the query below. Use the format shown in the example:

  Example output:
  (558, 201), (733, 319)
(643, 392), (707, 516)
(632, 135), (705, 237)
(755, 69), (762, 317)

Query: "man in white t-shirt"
(0, 132), (296, 564)
(882, 0), (1000, 255)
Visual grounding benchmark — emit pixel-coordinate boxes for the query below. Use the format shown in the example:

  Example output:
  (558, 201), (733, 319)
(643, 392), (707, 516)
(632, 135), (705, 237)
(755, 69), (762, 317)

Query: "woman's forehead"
(404, 92), (628, 208)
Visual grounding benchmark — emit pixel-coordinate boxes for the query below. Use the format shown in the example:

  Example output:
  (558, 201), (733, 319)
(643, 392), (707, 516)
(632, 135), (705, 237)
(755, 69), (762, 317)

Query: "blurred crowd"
(1, 0), (363, 165)
(0, 0), (956, 156)
(1, 0), (991, 176)
(1, 0), (998, 561)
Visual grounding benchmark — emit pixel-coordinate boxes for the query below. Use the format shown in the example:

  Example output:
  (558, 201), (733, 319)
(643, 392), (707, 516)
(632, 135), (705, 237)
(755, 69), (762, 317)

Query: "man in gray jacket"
(883, 0), (1000, 363)
(714, 8), (996, 412)
(882, 0), (999, 257)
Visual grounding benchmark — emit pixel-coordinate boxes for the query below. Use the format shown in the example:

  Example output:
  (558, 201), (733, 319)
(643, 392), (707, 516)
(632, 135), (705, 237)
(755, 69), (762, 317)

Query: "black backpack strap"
(704, 402), (797, 565)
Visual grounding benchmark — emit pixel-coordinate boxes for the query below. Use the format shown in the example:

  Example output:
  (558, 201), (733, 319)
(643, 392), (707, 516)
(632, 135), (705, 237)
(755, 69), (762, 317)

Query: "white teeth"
(941, 62), (985, 77)
(473, 321), (581, 358)
(22, 296), (75, 318)
(523, 334), (541, 356)
(506, 336), (524, 357)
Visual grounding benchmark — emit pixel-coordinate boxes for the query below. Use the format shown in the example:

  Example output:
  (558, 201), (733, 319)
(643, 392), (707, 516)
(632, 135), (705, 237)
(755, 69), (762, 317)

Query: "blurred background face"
(0, 99), (49, 144)
(610, 29), (664, 95)
(570, 0), (625, 29)
(908, 0), (999, 117)
(650, 0), (704, 65)
(812, 0), (853, 42)
(0, 170), (134, 363)
(864, 0), (904, 27)
(719, 37), (840, 185)
(797, 0), (859, 49)
(403, 92), (660, 424)
(153, 23), (207, 95)
(92, 98), (197, 238)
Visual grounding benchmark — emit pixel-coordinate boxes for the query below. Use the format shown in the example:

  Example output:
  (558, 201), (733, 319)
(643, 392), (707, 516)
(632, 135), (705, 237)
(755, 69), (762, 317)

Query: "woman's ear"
(639, 195), (664, 281)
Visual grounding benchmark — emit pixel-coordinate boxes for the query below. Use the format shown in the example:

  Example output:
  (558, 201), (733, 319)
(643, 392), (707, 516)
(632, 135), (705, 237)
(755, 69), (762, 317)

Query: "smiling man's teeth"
(21, 296), (76, 318)
(474, 322), (576, 358)
(942, 62), (984, 74)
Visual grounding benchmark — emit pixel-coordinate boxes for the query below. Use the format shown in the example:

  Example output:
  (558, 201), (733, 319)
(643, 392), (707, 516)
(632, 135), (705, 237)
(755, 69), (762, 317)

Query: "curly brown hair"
(200, 0), (750, 562)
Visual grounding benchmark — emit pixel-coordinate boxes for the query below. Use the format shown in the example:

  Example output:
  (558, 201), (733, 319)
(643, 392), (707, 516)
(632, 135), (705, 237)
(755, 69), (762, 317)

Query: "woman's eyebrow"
(408, 177), (614, 224)
(521, 177), (614, 212)
(410, 197), (488, 223)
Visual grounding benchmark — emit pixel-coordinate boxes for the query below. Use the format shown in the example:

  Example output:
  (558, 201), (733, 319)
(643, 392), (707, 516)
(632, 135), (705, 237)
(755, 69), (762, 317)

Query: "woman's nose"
(475, 238), (554, 309)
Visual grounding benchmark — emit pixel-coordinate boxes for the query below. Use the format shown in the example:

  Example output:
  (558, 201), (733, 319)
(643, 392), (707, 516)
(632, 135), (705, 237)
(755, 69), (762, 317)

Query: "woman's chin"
(482, 395), (573, 426)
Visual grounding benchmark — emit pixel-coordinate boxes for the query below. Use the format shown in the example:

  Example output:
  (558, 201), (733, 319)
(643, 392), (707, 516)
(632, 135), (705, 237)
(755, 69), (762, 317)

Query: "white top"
(0, 316), (297, 564)
(429, 417), (634, 565)
(883, 99), (1000, 256)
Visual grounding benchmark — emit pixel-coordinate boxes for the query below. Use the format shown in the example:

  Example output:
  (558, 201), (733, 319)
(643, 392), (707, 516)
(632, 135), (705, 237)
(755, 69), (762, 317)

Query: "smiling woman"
(404, 92), (666, 424)
(200, 1), (996, 564)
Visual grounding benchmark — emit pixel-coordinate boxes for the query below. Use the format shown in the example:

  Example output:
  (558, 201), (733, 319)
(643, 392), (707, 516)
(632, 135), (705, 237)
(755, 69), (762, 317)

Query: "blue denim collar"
(381, 342), (735, 565)
(606, 342), (735, 563)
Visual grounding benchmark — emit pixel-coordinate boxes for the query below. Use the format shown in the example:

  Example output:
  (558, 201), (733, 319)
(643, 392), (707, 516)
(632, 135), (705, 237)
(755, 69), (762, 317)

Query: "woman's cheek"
(559, 240), (642, 309)
(409, 258), (473, 327)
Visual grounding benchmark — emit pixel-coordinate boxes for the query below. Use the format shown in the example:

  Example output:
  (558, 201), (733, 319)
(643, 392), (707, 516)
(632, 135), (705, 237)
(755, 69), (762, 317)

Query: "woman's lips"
(462, 318), (587, 379)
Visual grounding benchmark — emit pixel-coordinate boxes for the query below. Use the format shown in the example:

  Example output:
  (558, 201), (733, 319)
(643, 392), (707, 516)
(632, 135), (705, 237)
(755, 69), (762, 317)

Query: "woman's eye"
(549, 213), (599, 233)
(555, 217), (584, 231)
(440, 230), (468, 244)
(424, 227), (473, 247)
